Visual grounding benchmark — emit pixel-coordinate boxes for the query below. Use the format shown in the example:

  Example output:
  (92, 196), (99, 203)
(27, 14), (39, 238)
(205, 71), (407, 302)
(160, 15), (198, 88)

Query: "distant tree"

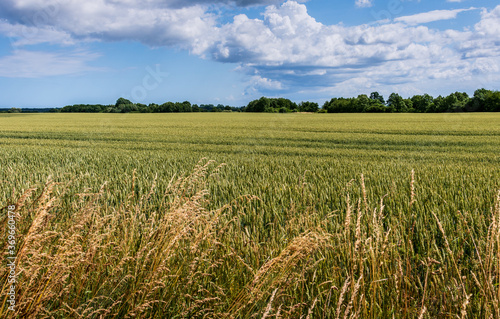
(147, 103), (159, 112)
(246, 97), (270, 112)
(172, 102), (181, 113)
(431, 95), (445, 113)
(387, 93), (406, 112)
(324, 98), (351, 113)
(364, 98), (387, 113)
(486, 90), (500, 112)
(135, 103), (147, 112)
(467, 88), (500, 112)
(61, 104), (107, 113)
(411, 94), (434, 113)
(404, 98), (414, 112)
(298, 101), (319, 112)
(118, 103), (138, 113)
(364, 103), (386, 113)
(115, 97), (133, 108)
(199, 104), (214, 112)
(442, 92), (469, 112)
(278, 98), (294, 110)
(8, 107), (21, 113)
(355, 94), (370, 112)
(180, 101), (192, 112)
(468, 88), (489, 112)
(113, 97), (137, 113)
(159, 102), (174, 112)
(370, 92), (385, 105)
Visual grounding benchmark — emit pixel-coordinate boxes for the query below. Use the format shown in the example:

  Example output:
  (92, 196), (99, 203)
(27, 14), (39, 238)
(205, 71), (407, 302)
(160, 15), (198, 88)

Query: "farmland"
(1, 113), (500, 318)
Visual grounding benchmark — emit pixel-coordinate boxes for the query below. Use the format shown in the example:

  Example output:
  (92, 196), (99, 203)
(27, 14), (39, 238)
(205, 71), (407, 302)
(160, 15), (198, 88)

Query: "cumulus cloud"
(475, 5), (500, 37)
(0, 0), (219, 53)
(208, 2), (500, 96)
(211, 2), (449, 68)
(0, 0), (499, 96)
(395, 8), (476, 25)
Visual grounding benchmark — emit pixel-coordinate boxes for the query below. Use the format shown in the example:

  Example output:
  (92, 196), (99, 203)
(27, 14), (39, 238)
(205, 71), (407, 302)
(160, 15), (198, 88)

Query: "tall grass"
(1, 159), (499, 318)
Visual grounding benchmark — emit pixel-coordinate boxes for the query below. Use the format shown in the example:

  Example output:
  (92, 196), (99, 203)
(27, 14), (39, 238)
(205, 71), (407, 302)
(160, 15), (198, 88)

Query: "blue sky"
(0, 0), (499, 108)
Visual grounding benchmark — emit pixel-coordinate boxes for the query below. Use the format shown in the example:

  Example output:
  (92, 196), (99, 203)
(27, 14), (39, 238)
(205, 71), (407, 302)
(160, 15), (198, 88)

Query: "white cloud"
(209, 2), (500, 96)
(0, 0), (219, 53)
(250, 75), (283, 90)
(395, 8), (476, 25)
(0, 20), (74, 46)
(211, 2), (449, 68)
(0, 0), (499, 96)
(0, 50), (101, 78)
(475, 5), (500, 37)
(355, 0), (373, 8)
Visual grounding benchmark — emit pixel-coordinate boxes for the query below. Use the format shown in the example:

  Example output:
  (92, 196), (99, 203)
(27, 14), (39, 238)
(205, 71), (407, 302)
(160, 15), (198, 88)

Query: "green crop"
(0, 113), (499, 318)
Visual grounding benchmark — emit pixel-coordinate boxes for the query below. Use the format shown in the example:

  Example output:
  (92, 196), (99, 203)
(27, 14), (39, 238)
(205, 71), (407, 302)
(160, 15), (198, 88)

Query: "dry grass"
(1, 160), (499, 318)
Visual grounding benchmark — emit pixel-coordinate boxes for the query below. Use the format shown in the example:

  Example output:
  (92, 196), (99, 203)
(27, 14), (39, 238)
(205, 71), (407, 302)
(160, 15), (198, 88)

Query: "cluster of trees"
(60, 97), (321, 114)
(60, 97), (322, 114)
(244, 97), (319, 113)
(2, 107), (22, 113)
(0, 107), (60, 113)
(323, 89), (500, 113)
(15, 88), (499, 114)
(243, 89), (500, 113)
(60, 98), (241, 113)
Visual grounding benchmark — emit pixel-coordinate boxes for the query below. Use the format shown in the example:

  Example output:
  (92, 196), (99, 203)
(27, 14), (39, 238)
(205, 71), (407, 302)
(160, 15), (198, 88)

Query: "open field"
(1, 113), (500, 318)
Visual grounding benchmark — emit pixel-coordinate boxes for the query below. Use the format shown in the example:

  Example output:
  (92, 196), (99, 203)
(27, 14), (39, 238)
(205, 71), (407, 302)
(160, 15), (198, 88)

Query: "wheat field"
(1, 113), (499, 318)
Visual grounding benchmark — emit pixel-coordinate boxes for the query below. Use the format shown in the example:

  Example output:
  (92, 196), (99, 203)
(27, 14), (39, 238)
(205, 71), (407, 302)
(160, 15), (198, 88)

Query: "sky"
(0, 0), (499, 108)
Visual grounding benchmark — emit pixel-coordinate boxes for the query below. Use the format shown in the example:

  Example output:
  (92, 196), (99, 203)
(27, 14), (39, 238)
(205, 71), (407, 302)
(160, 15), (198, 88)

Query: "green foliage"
(364, 100), (387, 113)
(56, 89), (500, 115)
(444, 91), (470, 112)
(246, 97), (299, 113)
(7, 107), (21, 113)
(355, 94), (370, 112)
(369, 91), (385, 104)
(246, 96), (271, 112)
(470, 88), (500, 112)
(115, 97), (132, 107)
(411, 94), (434, 113)
(324, 89), (500, 113)
(387, 93), (406, 112)
(60, 98), (239, 114)
(323, 97), (355, 113)
(298, 101), (319, 112)
(60, 104), (109, 113)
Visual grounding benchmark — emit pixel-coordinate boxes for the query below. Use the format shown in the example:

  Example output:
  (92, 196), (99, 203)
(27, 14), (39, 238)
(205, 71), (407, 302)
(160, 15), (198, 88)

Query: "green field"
(1, 113), (500, 318)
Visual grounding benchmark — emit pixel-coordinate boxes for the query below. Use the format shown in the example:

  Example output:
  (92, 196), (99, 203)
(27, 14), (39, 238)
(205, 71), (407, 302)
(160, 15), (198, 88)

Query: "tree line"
(0, 107), (58, 113)
(246, 89), (500, 113)
(59, 98), (241, 113)
(59, 97), (320, 113)
(5, 88), (499, 114)
(322, 89), (500, 113)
